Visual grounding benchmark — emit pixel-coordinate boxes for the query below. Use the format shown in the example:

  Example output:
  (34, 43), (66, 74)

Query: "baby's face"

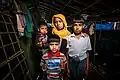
(39, 25), (48, 34)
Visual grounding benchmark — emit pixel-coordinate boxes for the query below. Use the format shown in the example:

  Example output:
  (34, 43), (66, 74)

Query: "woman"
(52, 14), (71, 39)
(52, 14), (71, 79)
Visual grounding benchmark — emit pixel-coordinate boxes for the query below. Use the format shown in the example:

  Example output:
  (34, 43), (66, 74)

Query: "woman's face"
(54, 17), (64, 30)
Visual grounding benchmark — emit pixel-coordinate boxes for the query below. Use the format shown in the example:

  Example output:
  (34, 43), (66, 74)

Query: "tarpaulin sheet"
(96, 22), (114, 30)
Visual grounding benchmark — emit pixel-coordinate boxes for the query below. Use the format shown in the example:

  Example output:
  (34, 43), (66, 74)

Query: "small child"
(40, 34), (67, 80)
(36, 23), (48, 53)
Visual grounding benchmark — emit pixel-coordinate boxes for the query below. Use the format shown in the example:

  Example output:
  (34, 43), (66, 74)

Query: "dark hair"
(72, 19), (84, 24)
(48, 34), (60, 43)
(72, 16), (84, 24)
(38, 21), (48, 28)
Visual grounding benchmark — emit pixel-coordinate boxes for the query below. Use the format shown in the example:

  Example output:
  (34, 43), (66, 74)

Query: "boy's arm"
(86, 36), (92, 55)
(87, 36), (92, 51)
(60, 53), (67, 71)
(66, 48), (70, 76)
(66, 37), (70, 74)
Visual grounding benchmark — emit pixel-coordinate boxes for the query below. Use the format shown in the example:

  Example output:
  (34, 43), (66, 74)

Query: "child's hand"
(42, 64), (47, 71)
(39, 42), (43, 47)
(37, 41), (43, 48)
(67, 68), (70, 77)
(60, 60), (65, 69)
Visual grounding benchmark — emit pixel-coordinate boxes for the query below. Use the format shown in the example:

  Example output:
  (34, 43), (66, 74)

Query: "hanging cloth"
(18, 14), (26, 28)
(16, 14), (24, 36)
(24, 7), (34, 38)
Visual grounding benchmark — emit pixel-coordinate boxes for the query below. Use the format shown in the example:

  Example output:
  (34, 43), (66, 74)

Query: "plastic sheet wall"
(96, 22), (114, 30)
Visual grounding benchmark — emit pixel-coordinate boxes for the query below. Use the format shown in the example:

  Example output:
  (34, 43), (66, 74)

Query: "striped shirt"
(40, 51), (67, 80)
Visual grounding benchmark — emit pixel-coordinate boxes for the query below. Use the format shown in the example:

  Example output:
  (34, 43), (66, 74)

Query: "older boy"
(67, 19), (92, 80)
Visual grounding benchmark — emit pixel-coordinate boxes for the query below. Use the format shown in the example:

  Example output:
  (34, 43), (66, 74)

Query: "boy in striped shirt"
(40, 34), (67, 80)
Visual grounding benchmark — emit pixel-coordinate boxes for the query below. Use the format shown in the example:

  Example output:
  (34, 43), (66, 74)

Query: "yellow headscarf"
(52, 14), (71, 39)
